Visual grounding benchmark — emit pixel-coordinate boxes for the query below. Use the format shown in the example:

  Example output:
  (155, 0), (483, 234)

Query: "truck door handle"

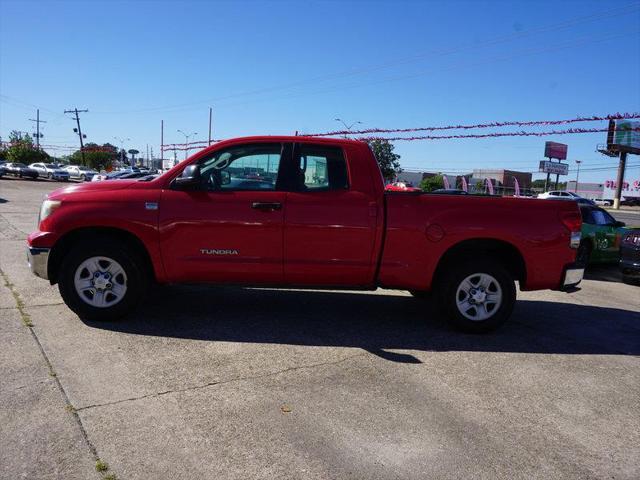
(251, 202), (282, 211)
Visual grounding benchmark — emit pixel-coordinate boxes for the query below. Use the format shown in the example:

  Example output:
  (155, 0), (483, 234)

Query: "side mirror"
(615, 221), (626, 227)
(173, 164), (201, 189)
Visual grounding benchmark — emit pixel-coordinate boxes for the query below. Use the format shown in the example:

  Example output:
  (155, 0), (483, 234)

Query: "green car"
(577, 205), (629, 266)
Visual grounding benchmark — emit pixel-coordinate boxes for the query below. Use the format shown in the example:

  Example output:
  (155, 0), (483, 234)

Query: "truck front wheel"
(58, 241), (148, 321)
(439, 260), (515, 333)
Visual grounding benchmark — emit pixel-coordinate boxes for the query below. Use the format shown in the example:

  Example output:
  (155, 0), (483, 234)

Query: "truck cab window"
(293, 144), (348, 191)
(198, 143), (282, 191)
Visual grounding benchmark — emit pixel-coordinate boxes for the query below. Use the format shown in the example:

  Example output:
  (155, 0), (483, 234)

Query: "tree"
(367, 139), (401, 181)
(420, 174), (444, 192)
(5, 131), (49, 164)
(69, 142), (118, 171)
(531, 179), (567, 191)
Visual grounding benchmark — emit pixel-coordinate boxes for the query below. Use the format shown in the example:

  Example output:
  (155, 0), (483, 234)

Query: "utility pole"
(574, 160), (581, 193)
(65, 108), (88, 164)
(29, 109), (46, 148)
(208, 107), (213, 146)
(613, 151), (628, 210)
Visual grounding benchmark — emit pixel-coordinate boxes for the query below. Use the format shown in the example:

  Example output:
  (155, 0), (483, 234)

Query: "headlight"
(39, 200), (61, 225)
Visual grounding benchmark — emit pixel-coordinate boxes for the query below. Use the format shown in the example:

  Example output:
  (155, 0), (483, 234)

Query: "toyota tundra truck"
(27, 136), (584, 332)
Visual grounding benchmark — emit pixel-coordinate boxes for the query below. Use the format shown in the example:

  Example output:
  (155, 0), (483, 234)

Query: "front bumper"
(53, 173), (69, 180)
(561, 265), (584, 291)
(27, 247), (50, 280)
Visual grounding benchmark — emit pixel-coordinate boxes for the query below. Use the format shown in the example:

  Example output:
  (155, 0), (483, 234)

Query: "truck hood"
(48, 179), (139, 199)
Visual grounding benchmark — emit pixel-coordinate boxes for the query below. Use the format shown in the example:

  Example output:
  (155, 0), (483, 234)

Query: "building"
(472, 169), (532, 193)
(395, 168), (533, 194)
(565, 181), (605, 200)
(567, 178), (640, 200)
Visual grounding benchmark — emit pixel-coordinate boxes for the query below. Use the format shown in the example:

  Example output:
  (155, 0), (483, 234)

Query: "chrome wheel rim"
(455, 273), (502, 321)
(74, 256), (127, 308)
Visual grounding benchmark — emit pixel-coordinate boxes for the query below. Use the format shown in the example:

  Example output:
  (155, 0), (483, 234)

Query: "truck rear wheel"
(58, 241), (148, 321)
(438, 260), (515, 333)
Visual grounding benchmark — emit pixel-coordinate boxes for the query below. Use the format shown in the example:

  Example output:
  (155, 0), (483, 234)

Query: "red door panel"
(284, 190), (377, 286)
(159, 190), (285, 283)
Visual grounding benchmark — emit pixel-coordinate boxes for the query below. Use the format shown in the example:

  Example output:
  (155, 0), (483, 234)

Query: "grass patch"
(0, 268), (33, 327)
(95, 460), (108, 472)
(104, 474), (117, 480)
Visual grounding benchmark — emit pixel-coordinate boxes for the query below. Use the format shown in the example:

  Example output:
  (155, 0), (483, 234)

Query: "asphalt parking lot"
(1, 177), (639, 480)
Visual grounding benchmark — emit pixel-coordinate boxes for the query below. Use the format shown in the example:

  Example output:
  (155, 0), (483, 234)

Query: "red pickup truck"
(27, 136), (584, 332)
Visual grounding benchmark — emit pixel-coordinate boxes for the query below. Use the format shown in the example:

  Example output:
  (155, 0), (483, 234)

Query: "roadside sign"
(539, 160), (568, 175)
(544, 141), (568, 160)
(607, 119), (640, 154)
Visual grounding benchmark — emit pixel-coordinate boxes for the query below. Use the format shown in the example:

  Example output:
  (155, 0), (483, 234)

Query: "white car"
(28, 163), (70, 181)
(537, 190), (596, 206)
(64, 165), (97, 181)
(593, 198), (613, 207)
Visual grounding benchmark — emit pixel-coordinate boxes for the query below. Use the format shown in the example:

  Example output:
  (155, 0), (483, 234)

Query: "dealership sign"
(544, 141), (568, 160)
(604, 179), (640, 199)
(539, 160), (569, 175)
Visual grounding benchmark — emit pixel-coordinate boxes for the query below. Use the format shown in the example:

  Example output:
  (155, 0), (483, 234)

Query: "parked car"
(27, 136), (584, 333)
(4, 162), (39, 179)
(0, 162), (7, 178)
(92, 169), (147, 181)
(64, 165), (97, 181)
(538, 190), (596, 206)
(620, 229), (640, 284)
(384, 182), (421, 192)
(593, 198), (613, 207)
(29, 163), (70, 181)
(621, 197), (640, 207)
(576, 205), (629, 266)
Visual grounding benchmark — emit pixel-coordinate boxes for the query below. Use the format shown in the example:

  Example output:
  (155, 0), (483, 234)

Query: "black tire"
(58, 240), (148, 321)
(48, 173), (53, 179)
(576, 241), (591, 268)
(437, 259), (516, 333)
(80, 174), (86, 181)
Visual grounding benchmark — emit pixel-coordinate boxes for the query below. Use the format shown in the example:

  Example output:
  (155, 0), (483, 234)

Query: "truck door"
(283, 143), (378, 286)
(159, 142), (288, 283)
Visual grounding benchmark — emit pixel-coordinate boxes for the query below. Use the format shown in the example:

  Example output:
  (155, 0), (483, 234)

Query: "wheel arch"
(48, 227), (156, 285)
(433, 238), (527, 288)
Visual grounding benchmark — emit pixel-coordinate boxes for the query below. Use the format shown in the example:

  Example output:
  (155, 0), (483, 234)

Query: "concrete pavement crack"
(0, 266), (105, 479)
(75, 351), (368, 412)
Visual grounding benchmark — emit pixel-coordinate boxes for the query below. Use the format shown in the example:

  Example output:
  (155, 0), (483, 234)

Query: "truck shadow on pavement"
(82, 286), (640, 363)
(584, 264), (625, 283)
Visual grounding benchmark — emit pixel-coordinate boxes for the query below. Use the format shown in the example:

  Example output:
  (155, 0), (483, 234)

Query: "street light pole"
(574, 160), (581, 193)
(335, 118), (362, 138)
(113, 137), (130, 167)
(177, 129), (197, 160)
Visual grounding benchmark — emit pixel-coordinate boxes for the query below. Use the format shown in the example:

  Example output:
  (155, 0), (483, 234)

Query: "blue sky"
(1, 0), (639, 182)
